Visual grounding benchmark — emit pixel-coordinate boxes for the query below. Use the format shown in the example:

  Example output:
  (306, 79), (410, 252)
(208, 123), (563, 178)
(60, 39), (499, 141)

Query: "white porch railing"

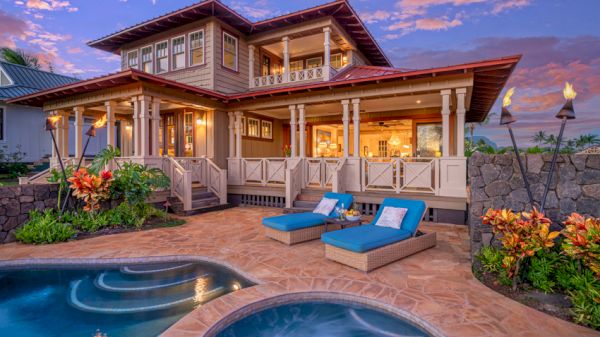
(19, 158), (86, 185)
(172, 157), (228, 207)
(305, 158), (341, 188)
(362, 157), (439, 194)
(166, 157), (192, 210)
(242, 158), (287, 186)
(285, 159), (304, 208)
(331, 158), (347, 194)
(251, 65), (336, 89)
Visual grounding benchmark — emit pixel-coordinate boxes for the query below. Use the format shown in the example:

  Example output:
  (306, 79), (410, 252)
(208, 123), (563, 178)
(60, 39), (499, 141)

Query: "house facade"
(0, 61), (80, 162)
(9, 0), (519, 221)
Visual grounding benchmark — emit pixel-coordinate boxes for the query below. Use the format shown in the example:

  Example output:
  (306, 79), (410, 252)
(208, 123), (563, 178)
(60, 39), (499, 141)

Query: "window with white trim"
(0, 69), (11, 86)
(141, 46), (153, 73)
(189, 30), (204, 66)
(171, 36), (185, 70)
(223, 32), (238, 71)
(156, 41), (168, 73)
(331, 53), (343, 69)
(247, 118), (259, 137)
(127, 50), (138, 69)
(306, 57), (322, 69)
(261, 120), (272, 139)
(289, 60), (303, 72)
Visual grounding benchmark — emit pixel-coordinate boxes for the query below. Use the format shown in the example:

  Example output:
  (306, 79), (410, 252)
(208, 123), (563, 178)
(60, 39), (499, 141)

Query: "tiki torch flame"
(93, 114), (107, 128)
(48, 115), (62, 124)
(502, 87), (515, 108)
(563, 82), (577, 100)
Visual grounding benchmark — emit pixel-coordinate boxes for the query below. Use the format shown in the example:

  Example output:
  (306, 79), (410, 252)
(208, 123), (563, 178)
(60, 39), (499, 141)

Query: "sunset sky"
(0, 0), (598, 146)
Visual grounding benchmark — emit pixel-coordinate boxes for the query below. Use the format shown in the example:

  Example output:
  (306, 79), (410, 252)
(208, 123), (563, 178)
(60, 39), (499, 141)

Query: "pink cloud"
(66, 46), (82, 54)
(492, 0), (531, 14)
(0, 10), (28, 48)
(25, 0), (70, 11)
(415, 17), (463, 30)
(397, 0), (485, 9)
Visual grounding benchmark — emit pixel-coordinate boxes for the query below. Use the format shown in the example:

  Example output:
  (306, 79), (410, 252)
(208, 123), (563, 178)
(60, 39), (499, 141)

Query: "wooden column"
(234, 111), (243, 158)
(228, 112), (235, 158)
(105, 101), (116, 149)
(73, 106), (84, 158)
(456, 88), (467, 157)
(289, 105), (297, 158)
(352, 98), (360, 158)
(282, 36), (290, 83)
(131, 97), (140, 156)
(298, 104), (306, 158)
(60, 110), (69, 157)
(341, 100), (350, 158)
(139, 95), (151, 158)
(151, 97), (161, 157)
(441, 89), (451, 157)
(248, 45), (255, 88)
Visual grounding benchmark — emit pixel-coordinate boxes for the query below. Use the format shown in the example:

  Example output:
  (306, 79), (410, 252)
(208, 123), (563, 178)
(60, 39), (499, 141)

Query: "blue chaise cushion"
(372, 198), (426, 235)
(263, 212), (328, 231)
(322, 192), (353, 216)
(321, 225), (412, 253)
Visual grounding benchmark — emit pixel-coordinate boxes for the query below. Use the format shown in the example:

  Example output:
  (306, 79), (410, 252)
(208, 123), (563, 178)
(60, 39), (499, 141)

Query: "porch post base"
(227, 158), (243, 185)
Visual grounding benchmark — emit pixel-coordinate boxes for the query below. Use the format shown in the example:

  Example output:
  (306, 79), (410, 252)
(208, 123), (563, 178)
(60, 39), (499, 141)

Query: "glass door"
(165, 114), (176, 156)
(183, 111), (194, 157)
(416, 123), (442, 157)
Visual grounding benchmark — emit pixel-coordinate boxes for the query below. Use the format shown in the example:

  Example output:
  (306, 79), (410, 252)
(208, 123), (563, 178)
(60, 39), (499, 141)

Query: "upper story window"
(127, 50), (138, 69)
(189, 30), (204, 66)
(306, 57), (322, 69)
(141, 46), (153, 73)
(261, 56), (270, 76)
(331, 53), (343, 69)
(223, 32), (238, 71)
(171, 36), (185, 70)
(289, 60), (303, 72)
(155, 41), (168, 74)
(0, 69), (11, 86)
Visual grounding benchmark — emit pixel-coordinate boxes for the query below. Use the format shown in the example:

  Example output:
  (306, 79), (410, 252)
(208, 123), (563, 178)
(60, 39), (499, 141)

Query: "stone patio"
(0, 206), (597, 337)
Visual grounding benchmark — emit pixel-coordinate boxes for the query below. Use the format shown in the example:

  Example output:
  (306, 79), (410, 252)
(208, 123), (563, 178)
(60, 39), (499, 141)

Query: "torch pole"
(540, 117), (567, 213)
(60, 129), (94, 213)
(507, 124), (534, 206)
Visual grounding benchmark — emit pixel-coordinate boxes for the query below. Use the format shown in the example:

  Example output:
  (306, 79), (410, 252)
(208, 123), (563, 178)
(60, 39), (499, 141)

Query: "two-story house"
(10, 0), (520, 222)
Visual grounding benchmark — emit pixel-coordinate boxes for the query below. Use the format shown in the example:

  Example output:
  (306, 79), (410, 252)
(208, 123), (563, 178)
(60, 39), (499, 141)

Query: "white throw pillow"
(313, 198), (338, 216)
(375, 207), (408, 230)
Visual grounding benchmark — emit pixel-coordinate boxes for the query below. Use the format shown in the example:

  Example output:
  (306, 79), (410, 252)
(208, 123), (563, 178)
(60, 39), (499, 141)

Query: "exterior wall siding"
(212, 110), (230, 168)
(1, 103), (51, 162)
(213, 20), (250, 94)
(241, 119), (283, 158)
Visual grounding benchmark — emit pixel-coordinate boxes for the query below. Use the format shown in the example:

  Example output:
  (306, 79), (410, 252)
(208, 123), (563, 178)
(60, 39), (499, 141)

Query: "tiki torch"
(540, 82), (577, 212)
(46, 115), (68, 184)
(500, 87), (534, 206)
(61, 114), (108, 213)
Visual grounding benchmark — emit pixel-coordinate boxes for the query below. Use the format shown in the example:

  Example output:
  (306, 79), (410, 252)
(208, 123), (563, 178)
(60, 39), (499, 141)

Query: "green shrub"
(105, 202), (165, 229)
(525, 250), (561, 293)
(568, 269), (600, 329)
(477, 246), (504, 273)
(15, 210), (76, 244)
(61, 211), (112, 232)
(110, 162), (170, 205)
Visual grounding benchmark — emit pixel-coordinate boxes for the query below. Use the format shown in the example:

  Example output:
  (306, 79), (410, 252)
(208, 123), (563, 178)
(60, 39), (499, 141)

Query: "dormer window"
(171, 36), (185, 70)
(189, 30), (204, 66)
(0, 68), (11, 87)
(156, 41), (168, 74)
(141, 46), (153, 73)
(126, 50), (138, 70)
(223, 32), (238, 71)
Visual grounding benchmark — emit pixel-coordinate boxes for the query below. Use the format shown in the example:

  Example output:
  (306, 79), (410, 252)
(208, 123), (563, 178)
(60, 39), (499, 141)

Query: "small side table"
(324, 218), (364, 232)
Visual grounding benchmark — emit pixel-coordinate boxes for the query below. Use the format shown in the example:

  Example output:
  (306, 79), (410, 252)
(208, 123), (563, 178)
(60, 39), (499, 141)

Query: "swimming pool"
(0, 260), (253, 337)
(215, 300), (431, 337)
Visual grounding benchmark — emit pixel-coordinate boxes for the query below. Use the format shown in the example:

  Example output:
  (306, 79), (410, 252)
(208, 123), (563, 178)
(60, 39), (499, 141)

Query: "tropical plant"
(576, 134), (600, 150)
(110, 162), (170, 206)
(15, 209), (76, 244)
(531, 131), (547, 147)
(0, 47), (40, 69)
(562, 213), (600, 277)
(481, 208), (560, 290)
(525, 250), (561, 293)
(88, 145), (121, 174)
(67, 168), (113, 212)
(0, 145), (29, 178)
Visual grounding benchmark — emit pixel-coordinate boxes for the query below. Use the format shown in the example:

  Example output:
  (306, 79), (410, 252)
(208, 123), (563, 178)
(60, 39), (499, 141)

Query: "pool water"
(0, 261), (252, 337)
(216, 301), (430, 337)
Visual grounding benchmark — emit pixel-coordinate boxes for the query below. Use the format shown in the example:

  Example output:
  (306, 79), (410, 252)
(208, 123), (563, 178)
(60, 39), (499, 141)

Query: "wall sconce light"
(196, 118), (205, 126)
(125, 125), (132, 131)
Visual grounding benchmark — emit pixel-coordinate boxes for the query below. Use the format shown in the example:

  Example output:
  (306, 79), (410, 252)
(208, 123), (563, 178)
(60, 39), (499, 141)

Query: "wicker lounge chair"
(321, 198), (436, 272)
(262, 192), (353, 245)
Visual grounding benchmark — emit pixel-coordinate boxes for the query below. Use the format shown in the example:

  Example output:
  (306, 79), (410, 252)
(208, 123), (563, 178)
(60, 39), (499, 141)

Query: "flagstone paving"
(0, 206), (597, 337)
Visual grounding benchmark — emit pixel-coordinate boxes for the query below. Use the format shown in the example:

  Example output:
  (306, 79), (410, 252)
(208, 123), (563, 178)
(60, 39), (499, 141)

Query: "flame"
(563, 82), (577, 100)
(47, 115), (62, 124)
(502, 87), (515, 108)
(93, 114), (107, 128)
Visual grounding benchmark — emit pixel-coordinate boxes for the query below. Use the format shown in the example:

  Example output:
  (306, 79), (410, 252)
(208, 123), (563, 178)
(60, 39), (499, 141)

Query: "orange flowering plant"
(67, 168), (113, 212)
(562, 213), (600, 277)
(482, 208), (560, 290)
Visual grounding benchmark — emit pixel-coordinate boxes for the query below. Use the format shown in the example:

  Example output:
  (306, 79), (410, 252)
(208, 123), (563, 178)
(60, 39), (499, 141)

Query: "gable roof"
(7, 55), (520, 123)
(0, 61), (79, 101)
(87, 0), (391, 67)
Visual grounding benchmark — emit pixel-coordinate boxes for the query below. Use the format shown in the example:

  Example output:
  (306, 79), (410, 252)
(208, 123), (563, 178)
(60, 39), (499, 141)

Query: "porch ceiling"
(262, 33), (342, 59)
(249, 93), (443, 119)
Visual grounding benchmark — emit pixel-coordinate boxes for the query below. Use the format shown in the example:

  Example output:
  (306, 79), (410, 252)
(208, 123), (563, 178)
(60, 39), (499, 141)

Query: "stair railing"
(332, 157), (347, 193)
(167, 156), (192, 211)
(285, 158), (304, 208)
(205, 158), (228, 205)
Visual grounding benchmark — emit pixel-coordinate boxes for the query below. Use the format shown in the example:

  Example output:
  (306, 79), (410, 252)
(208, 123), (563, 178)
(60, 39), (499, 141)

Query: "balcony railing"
(251, 65), (337, 89)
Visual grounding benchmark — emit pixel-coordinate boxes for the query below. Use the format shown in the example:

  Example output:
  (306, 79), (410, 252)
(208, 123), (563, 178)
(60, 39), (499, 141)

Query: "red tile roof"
(87, 0), (391, 67)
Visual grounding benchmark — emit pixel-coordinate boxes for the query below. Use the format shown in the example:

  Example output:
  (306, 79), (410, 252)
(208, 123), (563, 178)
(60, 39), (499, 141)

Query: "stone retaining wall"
(468, 152), (600, 256)
(0, 184), (59, 243)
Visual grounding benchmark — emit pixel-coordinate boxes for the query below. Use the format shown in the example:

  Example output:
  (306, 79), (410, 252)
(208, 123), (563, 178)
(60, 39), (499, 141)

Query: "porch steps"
(168, 186), (231, 216)
(282, 189), (324, 213)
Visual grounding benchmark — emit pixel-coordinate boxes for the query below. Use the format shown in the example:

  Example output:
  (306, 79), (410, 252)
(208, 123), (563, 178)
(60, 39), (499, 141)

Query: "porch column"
(341, 100), (350, 158)
(248, 45), (255, 88)
(234, 111), (243, 158)
(323, 27), (331, 80)
(49, 111), (58, 160)
(139, 95), (151, 157)
(282, 37), (290, 83)
(105, 101), (116, 148)
(289, 105), (297, 158)
(151, 97), (161, 156)
(228, 112), (235, 158)
(352, 98), (360, 158)
(297, 104), (306, 158)
(131, 97), (140, 156)
(455, 88), (467, 157)
(73, 106), (84, 158)
(60, 110), (69, 157)
(441, 90), (451, 157)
